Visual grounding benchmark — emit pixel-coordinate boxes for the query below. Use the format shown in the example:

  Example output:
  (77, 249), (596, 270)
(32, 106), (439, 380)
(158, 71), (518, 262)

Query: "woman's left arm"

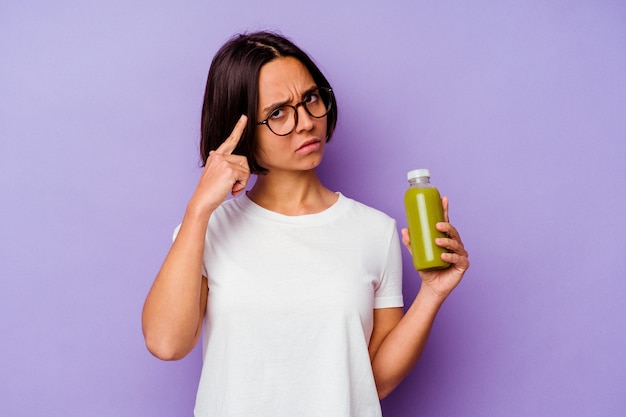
(369, 196), (470, 399)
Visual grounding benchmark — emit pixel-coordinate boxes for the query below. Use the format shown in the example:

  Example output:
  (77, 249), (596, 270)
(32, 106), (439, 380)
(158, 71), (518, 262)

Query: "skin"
(372, 196), (469, 398)
(247, 56), (338, 213)
(141, 56), (470, 400)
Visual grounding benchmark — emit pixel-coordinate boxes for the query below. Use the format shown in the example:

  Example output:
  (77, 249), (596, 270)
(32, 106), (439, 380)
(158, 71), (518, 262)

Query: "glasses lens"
(306, 88), (332, 118)
(267, 107), (296, 136)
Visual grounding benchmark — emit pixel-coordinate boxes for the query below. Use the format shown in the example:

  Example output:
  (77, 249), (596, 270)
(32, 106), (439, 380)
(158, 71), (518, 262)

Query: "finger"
(435, 222), (468, 258)
(400, 228), (413, 255)
(436, 221), (464, 246)
(216, 114), (248, 155)
(435, 222), (463, 246)
(442, 251), (470, 272)
(435, 236), (468, 257)
(232, 179), (247, 196)
(232, 154), (250, 168)
(442, 196), (449, 222)
(231, 170), (251, 196)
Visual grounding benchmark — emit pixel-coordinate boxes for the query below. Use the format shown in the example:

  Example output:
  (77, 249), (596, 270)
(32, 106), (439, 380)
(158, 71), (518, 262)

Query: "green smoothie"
(404, 176), (450, 271)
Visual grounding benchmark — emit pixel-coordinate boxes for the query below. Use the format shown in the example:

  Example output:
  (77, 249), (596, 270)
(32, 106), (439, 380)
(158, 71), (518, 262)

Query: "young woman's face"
(255, 57), (328, 174)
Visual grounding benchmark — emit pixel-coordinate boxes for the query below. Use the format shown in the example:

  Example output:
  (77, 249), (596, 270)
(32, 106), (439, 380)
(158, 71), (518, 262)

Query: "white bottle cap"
(407, 169), (430, 181)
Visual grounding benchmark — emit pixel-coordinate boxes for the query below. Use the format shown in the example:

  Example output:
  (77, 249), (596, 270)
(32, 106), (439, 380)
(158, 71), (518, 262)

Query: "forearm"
(371, 287), (445, 398)
(142, 207), (210, 360)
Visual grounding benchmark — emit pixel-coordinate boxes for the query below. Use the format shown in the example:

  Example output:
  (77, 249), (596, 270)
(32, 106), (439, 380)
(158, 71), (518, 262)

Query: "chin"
(305, 154), (324, 170)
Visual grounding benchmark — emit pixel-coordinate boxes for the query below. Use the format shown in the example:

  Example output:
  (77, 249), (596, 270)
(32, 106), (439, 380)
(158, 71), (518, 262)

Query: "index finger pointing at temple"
(216, 115), (248, 155)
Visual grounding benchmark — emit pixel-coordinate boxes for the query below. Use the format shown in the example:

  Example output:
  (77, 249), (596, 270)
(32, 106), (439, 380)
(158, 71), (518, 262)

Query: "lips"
(296, 139), (321, 153)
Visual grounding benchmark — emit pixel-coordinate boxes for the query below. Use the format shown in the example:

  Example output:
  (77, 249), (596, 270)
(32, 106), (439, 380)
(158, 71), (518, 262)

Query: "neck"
(247, 170), (337, 216)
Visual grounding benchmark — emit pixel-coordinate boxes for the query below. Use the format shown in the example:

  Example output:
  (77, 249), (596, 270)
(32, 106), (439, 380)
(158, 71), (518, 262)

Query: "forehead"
(257, 57), (315, 103)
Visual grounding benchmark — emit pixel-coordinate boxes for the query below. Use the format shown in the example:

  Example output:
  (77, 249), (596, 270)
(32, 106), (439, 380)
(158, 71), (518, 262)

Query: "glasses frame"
(256, 87), (333, 136)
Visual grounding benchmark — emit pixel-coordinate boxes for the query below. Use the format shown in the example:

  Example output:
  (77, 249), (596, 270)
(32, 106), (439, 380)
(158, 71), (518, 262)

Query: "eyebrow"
(261, 85), (318, 116)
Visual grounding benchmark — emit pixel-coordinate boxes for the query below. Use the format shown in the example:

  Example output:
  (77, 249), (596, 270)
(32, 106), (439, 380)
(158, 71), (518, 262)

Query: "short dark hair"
(200, 31), (338, 174)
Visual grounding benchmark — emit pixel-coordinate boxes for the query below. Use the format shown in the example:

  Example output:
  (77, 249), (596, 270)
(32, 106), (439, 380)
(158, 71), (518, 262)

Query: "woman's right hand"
(142, 115), (250, 361)
(188, 115), (251, 216)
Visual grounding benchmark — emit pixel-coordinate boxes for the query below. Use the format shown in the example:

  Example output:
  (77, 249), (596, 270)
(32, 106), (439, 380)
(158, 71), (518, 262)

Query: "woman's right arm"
(142, 208), (212, 361)
(142, 116), (250, 360)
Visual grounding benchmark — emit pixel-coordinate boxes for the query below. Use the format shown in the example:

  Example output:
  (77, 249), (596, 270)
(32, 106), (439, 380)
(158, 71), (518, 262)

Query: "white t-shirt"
(189, 192), (404, 417)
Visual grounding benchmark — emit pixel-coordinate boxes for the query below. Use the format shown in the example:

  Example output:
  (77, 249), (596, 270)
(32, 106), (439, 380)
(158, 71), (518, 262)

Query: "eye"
(304, 91), (319, 104)
(269, 107), (286, 120)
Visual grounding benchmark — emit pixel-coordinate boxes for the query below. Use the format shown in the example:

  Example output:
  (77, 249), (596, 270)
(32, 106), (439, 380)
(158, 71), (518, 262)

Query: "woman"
(142, 31), (469, 417)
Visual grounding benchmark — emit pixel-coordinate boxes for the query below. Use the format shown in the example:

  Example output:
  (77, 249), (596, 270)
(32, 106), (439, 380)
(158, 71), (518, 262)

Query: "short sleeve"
(172, 224), (181, 241)
(374, 224), (404, 309)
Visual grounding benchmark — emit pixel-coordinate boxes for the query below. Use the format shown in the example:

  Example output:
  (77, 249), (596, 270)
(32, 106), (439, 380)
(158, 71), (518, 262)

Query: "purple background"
(2, 1), (625, 416)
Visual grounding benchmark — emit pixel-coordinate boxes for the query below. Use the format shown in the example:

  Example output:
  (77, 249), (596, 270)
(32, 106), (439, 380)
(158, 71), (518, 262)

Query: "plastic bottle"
(404, 169), (450, 271)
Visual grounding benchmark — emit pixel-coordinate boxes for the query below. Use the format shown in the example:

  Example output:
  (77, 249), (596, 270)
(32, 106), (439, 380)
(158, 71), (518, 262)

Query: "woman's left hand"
(401, 196), (470, 301)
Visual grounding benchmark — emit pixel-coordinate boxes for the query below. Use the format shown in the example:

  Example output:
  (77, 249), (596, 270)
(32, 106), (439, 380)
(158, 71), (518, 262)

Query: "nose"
(294, 103), (314, 133)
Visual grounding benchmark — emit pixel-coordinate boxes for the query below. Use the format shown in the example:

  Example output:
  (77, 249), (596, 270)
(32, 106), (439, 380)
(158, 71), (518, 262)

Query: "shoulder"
(205, 197), (249, 232)
(341, 194), (395, 222)
(338, 194), (397, 232)
(214, 195), (250, 217)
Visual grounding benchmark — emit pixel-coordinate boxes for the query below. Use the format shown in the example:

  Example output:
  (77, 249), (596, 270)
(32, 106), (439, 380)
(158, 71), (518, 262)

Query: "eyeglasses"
(256, 87), (333, 136)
